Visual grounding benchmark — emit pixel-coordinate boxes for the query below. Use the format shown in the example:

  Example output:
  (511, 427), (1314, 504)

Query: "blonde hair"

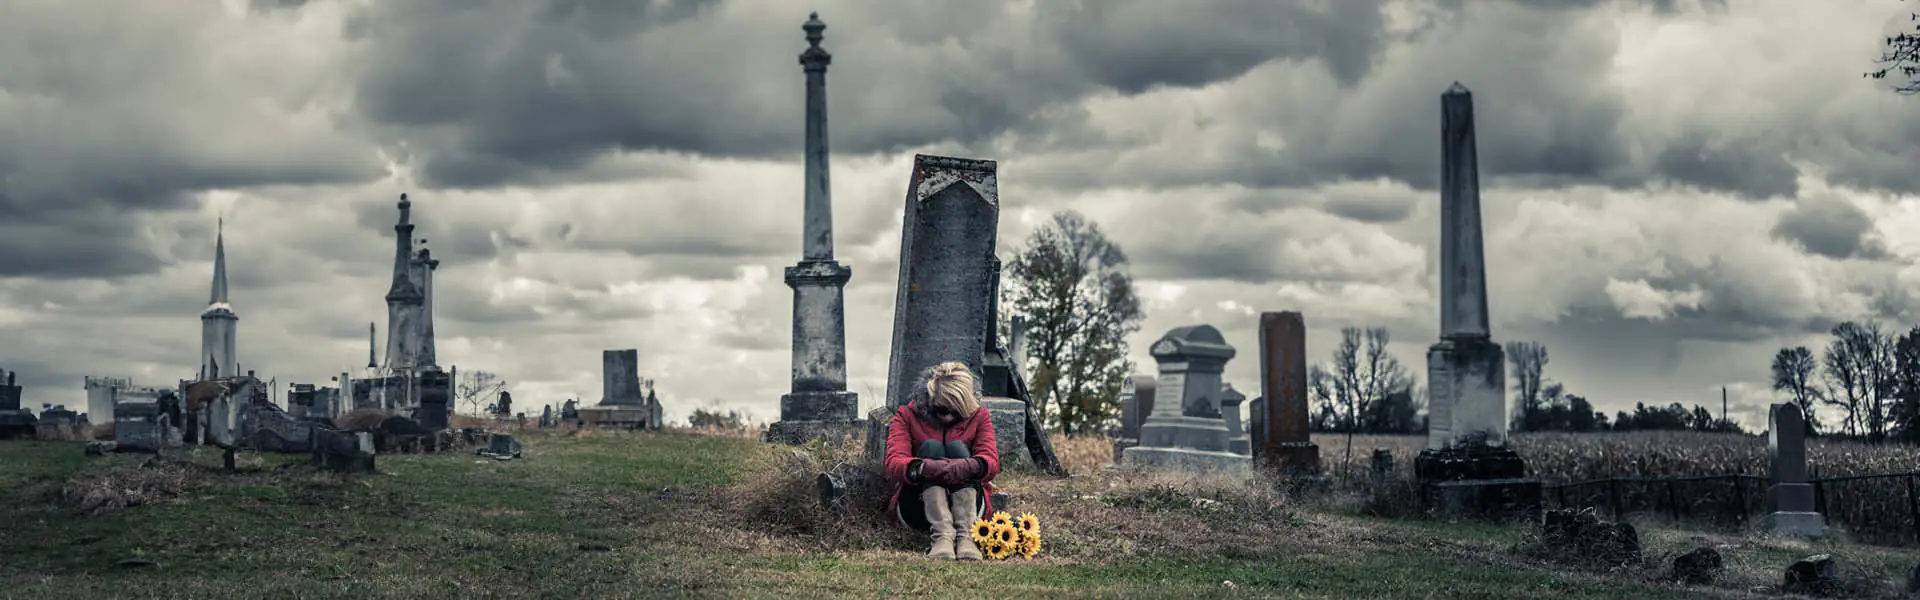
(921, 361), (981, 416)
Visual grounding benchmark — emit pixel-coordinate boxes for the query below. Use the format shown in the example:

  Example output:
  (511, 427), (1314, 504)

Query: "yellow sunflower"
(970, 519), (995, 544)
(992, 523), (1019, 546)
(1017, 530), (1041, 559)
(990, 511), (1014, 528)
(983, 538), (1015, 560)
(1016, 512), (1040, 533)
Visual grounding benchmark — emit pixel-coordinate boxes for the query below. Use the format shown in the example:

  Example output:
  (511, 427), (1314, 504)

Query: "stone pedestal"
(1423, 478), (1543, 521)
(1760, 510), (1829, 537)
(765, 389), (862, 444)
(1121, 325), (1251, 475)
(983, 396), (1031, 470)
(577, 406), (650, 429)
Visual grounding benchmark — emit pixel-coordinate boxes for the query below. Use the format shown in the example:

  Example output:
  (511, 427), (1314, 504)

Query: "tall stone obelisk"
(767, 12), (859, 445)
(1414, 83), (1539, 519)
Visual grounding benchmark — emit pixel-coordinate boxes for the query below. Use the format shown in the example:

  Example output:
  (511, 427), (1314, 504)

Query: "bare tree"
(1867, 1), (1920, 94)
(1506, 341), (1549, 431)
(1820, 322), (1891, 438)
(456, 370), (508, 416)
(1892, 327), (1920, 444)
(1771, 346), (1823, 434)
(1004, 210), (1145, 435)
(1310, 326), (1412, 468)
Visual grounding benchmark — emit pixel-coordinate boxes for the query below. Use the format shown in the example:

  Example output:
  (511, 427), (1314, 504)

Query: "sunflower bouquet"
(969, 510), (1042, 560)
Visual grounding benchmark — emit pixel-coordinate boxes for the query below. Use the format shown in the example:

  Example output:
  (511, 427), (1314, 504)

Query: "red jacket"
(884, 400), (1000, 519)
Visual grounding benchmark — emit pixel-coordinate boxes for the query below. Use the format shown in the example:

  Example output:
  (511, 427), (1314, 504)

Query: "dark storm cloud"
(1043, 0), (1387, 91)
(1323, 192), (1417, 223)
(0, 1), (385, 277)
(344, 0), (1395, 188)
(1770, 196), (1885, 260)
(1653, 131), (1799, 199)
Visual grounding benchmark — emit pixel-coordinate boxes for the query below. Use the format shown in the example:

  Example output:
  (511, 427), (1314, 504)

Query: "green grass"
(1, 431), (1912, 599)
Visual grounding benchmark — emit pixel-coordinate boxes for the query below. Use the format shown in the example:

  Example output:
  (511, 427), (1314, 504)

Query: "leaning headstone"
(1121, 325), (1249, 475)
(1221, 383), (1249, 455)
(1256, 311), (1321, 474)
(1413, 83), (1540, 520)
(1762, 403), (1827, 536)
(1371, 448), (1395, 482)
(1113, 375), (1155, 459)
(980, 256), (1059, 474)
(863, 154), (1001, 465)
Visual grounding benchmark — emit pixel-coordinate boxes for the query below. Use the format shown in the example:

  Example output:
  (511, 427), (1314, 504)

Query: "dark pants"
(896, 440), (983, 533)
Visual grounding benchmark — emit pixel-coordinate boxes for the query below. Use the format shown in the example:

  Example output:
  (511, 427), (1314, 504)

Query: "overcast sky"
(2, 0), (1917, 431)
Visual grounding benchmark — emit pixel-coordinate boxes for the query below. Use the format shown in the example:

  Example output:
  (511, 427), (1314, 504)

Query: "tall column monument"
(1414, 83), (1540, 519)
(767, 13), (860, 444)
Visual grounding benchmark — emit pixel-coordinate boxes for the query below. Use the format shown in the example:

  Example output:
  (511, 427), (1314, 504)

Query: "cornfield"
(1314, 431), (1920, 482)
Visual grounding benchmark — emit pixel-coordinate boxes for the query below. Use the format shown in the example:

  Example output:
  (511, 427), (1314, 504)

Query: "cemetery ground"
(2, 429), (1917, 599)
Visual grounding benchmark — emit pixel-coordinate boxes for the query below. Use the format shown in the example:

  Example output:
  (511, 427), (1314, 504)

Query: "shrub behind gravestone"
(1670, 547), (1723, 585)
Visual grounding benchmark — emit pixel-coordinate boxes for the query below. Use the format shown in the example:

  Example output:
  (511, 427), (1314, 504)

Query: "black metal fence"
(1542, 472), (1920, 546)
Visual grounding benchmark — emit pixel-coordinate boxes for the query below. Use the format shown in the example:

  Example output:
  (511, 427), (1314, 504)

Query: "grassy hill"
(1, 429), (1914, 599)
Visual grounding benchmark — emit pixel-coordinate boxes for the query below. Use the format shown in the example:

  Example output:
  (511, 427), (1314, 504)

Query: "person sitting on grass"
(884, 361), (1001, 560)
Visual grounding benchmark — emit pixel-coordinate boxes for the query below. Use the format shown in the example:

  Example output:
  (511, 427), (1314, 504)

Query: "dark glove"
(919, 459), (964, 485)
(922, 458), (984, 485)
(907, 459), (925, 483)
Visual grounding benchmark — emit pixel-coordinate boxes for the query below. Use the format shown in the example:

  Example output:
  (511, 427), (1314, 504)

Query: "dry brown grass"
(34, 426), (74, 441)
(1051, 434), (1112, 476)
(59, 458), (195, 517)
(336, 408), (387, 431)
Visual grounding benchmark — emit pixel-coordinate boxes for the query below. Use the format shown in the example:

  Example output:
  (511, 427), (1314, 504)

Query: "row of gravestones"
(1112, 313), (1320, 476)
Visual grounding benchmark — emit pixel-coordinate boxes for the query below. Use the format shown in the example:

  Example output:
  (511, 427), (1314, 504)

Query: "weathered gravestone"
(0, 368), (33, 439)
(1762, 403), (1827, 536)
(1122, 325), (1250, 475)
(768, 14), (862, 446)
(416, 370), (451, 431)
(1413, 83), (1540, 520)
(310, 427), (375, 473)
(979, 253), (1062, 474)
(479, 433), (522, 460)
(1113, 374), (1156, 459)
(113, 397), (177, 453)
(1256, 311), (1320, 474)
(580, 350), (649, 429)
(863, 154), (1002, 465)
(1221, 383), (1249, 456)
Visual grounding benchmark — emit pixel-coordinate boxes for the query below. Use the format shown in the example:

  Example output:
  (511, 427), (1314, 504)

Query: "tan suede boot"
(921, 487), (957, 560)
(950, 487), (983, 560)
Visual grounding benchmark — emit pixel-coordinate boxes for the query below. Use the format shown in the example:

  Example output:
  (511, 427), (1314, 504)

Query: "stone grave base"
(1761, 511), (1829, 537)
(1415, 445), (1527, 480)
(1421, 477), (1543, 521)
(763, 419), (865, 445)
(1122, 445), (1251, 475)
(577, 406), (650, 429)
(1228, 436), (1250, 456)
(1259, 441), (1322, 475)
(1111, 438), (1138, 463)
(982, 397), (1032, 471)
(778, 390), (859, 422)
(1139, 416), (1233, 453)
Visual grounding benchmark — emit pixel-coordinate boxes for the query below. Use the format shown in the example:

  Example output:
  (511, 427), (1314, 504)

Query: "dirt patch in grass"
(60, 457), (196, 517)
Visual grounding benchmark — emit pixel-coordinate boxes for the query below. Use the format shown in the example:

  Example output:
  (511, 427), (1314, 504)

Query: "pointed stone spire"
(1440, 82), (1489, 338)
(367, 322), (377, 369)
(385, 194), (422, 303)
(800, 11), (834, 260)
(210, 217), (229, 305)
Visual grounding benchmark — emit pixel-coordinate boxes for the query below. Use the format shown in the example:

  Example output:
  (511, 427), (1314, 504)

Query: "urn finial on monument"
(800, 13), (830, 70)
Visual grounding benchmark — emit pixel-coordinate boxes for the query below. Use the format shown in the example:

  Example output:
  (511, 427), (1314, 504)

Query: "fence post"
(1813, 480), (1826, 515)
(1608, 479), (1623, 520)
(1666, 480), (1678, 521)
(1733, 479), (1747, 524)
(1907, 475), (1919, 545)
